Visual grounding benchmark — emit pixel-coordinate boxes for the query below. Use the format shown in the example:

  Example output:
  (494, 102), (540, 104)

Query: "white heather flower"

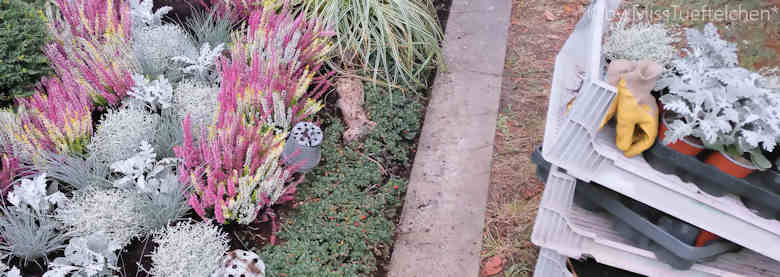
(149, 221), (229, 277)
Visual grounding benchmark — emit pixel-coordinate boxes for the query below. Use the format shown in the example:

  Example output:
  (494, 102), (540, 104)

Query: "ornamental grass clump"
(296, 0), (443, 88)
(15, 75), (93, 156)
(182, 7), (236, 48)
(0, 174), (70, 266)
(110, 141), (190, 231)
(0, 205), (70, 266)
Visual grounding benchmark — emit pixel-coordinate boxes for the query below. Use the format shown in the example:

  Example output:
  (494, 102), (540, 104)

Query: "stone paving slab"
(387, 1), (512, 276)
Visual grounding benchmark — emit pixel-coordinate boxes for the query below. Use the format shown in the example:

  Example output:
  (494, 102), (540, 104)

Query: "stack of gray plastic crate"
(530, 0), (780, 276)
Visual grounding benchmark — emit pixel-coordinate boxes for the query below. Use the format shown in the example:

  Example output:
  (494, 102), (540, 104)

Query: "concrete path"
(387, 1), (512, 276)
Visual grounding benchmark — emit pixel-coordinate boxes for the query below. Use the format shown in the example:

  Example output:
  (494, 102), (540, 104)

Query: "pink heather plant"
(220, 8), (333, 131)
(47, 0), (132, 42)
(44, 42), (136, 106)
(0, 154), (19, 198)
(174, 112), (297, 220)
(241, 6), (334, 72)
(45, 0), (136, 106)
(199, 0), (266, 20)
(175, 111), (303, 243)
(15, 75), (94, 156)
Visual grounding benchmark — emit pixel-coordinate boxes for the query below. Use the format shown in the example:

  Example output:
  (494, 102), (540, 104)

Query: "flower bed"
(0, 0), (445, 276)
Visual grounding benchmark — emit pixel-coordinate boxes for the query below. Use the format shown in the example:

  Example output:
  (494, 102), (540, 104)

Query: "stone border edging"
(387, 1), (513, 276)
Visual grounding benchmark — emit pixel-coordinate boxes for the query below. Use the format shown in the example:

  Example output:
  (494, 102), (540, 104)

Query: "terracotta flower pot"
(658, 112), (705, 156)
(705, 151), (757, 178)
(695, 230), (720, 246)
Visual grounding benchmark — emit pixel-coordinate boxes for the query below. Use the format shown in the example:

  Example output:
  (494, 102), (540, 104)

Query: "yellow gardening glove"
(612, 78), (658, 157)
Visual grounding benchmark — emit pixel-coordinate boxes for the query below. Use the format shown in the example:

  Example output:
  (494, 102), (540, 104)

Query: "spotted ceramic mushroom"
(211, 250), (265, 277)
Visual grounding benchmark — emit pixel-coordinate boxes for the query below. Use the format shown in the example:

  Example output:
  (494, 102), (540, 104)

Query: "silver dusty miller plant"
(172, 43), (225, 83)
(111, 141), (189, 231)
(603, 15), (680, 66)
(110, 141), (174, 192)
(43, 232), (120, 277)
(7, 174), (66, 214)
(129, 74), (174, 111)
(129, 0), (171, 29)
(659, 23), (779, 168)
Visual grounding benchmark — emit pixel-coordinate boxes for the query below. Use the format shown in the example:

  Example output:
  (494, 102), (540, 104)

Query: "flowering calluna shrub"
(173, 8), (332, 241)
(45, 0), (137, 106)
(47, 0), (132, 42)
(199, 0), (271, 20)
(221, 8), (333, 132)
(175, 113), (296, 230)
(0, 155), (18, 196)
(16, 75), (93, 156)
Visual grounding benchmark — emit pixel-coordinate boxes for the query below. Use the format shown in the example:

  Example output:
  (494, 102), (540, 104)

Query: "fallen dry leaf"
(481, 256), (504, 276)
(544, 10), (556, 21)
(563, 4), (577, 15)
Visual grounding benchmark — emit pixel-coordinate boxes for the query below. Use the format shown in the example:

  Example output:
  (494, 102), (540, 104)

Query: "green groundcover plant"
(262, 86), (424, 276)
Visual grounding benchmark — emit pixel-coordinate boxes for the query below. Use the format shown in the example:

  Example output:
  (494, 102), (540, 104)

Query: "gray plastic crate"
(531, 167), (780, 276)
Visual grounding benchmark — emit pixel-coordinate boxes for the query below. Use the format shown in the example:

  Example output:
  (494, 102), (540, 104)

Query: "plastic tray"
(531, 167), (780, 276)
(533, 148), (742, 270)
(541, 0), (780, 261)
(643, 143), (780, 219)
(533, 248), (574, 277)
(576, 181), (741, 269)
